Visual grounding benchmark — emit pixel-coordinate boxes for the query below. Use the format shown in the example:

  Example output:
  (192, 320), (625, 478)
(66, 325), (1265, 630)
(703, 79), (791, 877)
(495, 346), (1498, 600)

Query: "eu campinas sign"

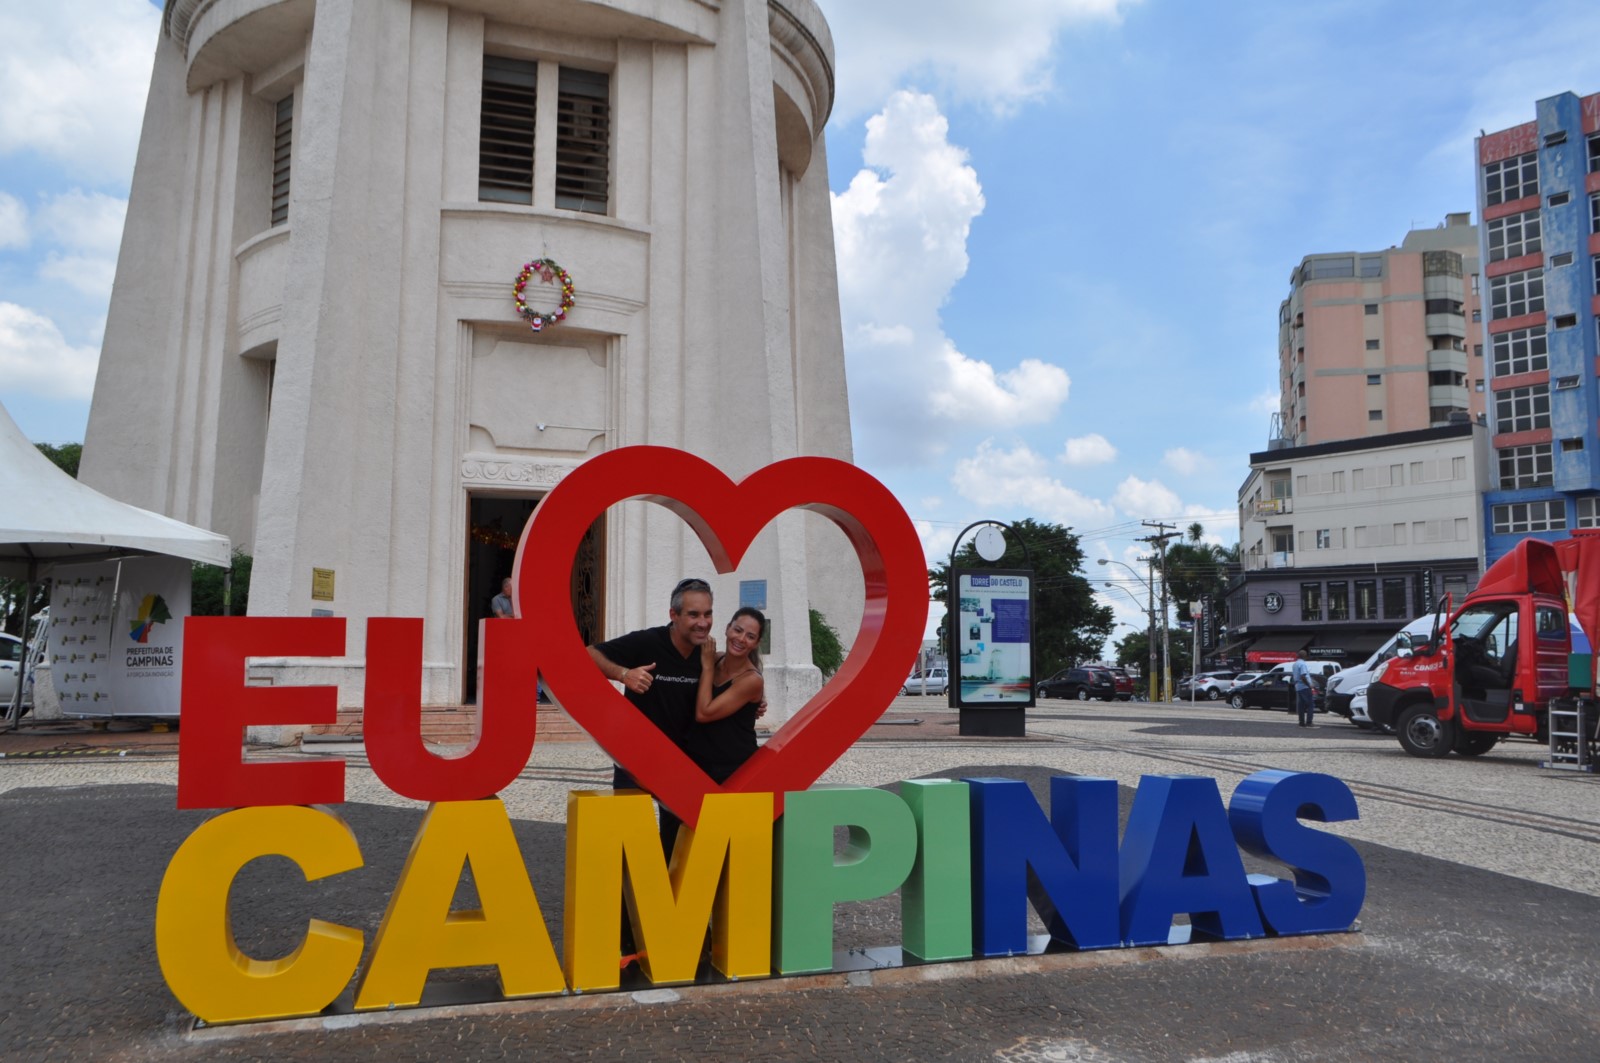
(155, 448), (1366, 1024)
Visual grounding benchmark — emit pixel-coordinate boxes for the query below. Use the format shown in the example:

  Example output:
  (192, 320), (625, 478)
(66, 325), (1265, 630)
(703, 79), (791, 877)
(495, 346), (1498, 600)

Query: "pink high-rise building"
(1277, 214), (1485, 448)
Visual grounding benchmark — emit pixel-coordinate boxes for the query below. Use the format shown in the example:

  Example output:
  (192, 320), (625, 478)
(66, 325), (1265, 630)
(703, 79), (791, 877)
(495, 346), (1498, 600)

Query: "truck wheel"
(1454, 731), (1501, 757)
(1396, 704), (1454, 758)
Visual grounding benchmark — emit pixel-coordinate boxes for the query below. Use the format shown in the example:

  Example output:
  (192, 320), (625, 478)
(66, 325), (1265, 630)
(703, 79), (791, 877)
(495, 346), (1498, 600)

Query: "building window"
(554, 67), (612, 213)
(1594, 258), (1600, 296)
(1590, 193), (1600, 234)
(1360, 255), (1383, 278)
(1548, 191), (1571, 208)
(1367, 373), (1381, 385)
(478, 58), (612, 215)
(1554, 313), (1578, 329)
(271, 94), (293, 227)
(1557, 375), (1580, 389)
(1562, 438), (1585, 453)
(1472, 308), (1482, 322)
(1551, 252), (1574, 268)
(1382, 578), (1408, 619)
(1472, 273), (1480, 295)
(1577, 496), (1600, 528)
(1492, 500), (1566, 534)
(1355, 580), (1377, 621)
(1314, 529), (1331, 549)
(1494, 384), (1551, 433)
(1307, 256), (1355, 280)
(1589, 132), (1600, 173)
(1491, 325), (1547, 376)
(1364, 303), (1379, 315)
(1498, 443), (1553, 489)
(1327, 582), (1349, 621)
(479, 56), (538, 204)
(1424, 298), (1464, 315)
(1486, 209), (1541, 262)
(1475, 379), (1485, 392)
(1484, 152), (1538, 206)
(1368, 410), (1383, 421)
(1474, 344), (1483, 357)
(1365, 339), (1380, 350)
(1489, 268), (1544, 320)
(1429, 370), (1466, 387)
(1300, 582), (1321, 622)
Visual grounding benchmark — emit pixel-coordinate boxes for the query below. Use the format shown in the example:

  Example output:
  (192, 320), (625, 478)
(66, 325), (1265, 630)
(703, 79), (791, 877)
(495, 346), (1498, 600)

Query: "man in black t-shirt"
(587, 577), (713, 856)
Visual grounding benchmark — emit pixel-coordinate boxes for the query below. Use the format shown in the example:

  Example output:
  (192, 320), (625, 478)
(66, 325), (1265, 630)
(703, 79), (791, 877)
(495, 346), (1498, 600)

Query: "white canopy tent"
(1, 400), (231, 725)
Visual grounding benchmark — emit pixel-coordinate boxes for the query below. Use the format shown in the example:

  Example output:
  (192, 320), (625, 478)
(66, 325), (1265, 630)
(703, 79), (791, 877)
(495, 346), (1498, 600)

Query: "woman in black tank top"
(687, 607), (767, 783)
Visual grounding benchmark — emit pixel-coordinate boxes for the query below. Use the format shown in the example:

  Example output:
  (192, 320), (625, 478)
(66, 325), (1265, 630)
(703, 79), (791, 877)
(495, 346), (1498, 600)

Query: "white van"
(1322, 616), (1438, 728)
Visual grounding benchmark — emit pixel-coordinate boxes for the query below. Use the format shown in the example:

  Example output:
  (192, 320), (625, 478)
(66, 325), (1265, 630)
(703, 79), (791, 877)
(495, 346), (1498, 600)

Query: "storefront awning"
(1245, 633), (1310, 663)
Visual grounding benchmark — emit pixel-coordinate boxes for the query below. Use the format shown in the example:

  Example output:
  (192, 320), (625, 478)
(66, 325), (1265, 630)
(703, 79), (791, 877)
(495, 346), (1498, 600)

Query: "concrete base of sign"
(958, 708), (1025, 737)
(185, 929), (1363, 1039)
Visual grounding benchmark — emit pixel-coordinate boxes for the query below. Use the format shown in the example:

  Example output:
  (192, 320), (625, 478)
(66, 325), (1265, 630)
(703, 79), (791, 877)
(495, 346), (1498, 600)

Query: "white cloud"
(37, 191), (127, 257)
(817, 0), (1140, 120)
(1162, 447), (1208, 475)
(0, 192), (27, 249)
(0, 1), (160, 180)
(1061, 433), (1116, 466)
(834, 91), (1071, 465)
(0, 302), (100, 400)
(950, 439), (1116, 527)
(1249, 391), (1279, 415)
(40, 253), (118, 299)
(1112, 475), (1182, 518)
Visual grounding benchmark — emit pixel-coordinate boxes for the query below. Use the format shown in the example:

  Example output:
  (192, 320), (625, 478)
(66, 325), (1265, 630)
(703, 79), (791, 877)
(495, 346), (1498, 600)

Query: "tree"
(809, 606), (844, 678)
(192, 551), (253, 616)
(929, 518), (1113, 681)
(1115, 628), (1191, 685)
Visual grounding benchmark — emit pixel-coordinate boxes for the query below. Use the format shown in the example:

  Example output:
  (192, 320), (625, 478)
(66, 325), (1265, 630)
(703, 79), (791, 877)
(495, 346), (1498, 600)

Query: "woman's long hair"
(727, 606), (767, 674)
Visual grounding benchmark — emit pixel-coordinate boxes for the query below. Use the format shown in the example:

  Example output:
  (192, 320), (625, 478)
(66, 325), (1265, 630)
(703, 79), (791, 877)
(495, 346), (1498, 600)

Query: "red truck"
(1367, 530), (1600, 759)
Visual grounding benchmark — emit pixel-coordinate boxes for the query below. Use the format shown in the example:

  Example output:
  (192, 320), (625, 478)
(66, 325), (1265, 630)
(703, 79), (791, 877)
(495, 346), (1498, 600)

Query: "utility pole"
(1140, 522), (1179, 702)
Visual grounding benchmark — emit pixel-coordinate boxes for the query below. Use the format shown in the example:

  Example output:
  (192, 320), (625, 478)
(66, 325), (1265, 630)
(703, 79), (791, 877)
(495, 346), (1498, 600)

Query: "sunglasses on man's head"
(673, 578), (710, 594)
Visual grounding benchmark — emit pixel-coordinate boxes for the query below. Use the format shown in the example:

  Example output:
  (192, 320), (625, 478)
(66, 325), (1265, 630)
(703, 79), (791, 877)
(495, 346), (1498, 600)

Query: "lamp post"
(1098, 556), (1162, 700)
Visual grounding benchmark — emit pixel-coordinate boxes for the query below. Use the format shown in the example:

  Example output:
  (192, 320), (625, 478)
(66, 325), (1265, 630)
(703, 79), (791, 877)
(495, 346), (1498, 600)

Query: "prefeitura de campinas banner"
(155, 448), (1366, 1025)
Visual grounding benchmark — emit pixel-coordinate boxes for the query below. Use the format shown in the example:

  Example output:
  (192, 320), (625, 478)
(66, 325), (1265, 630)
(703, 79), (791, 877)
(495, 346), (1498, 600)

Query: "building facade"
(1277, 214), (1484, 449)
(80, 0), (859, 713)
(1478, 90), (1600, 564)
(1230, 423), (1488, 666)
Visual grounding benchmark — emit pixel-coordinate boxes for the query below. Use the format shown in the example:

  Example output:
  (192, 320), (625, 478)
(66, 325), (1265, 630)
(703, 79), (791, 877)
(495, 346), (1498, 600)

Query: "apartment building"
(1278, 214), (1484, 448)
(1478, 90), (1600, 563)
(1230, 423), (1488, 665)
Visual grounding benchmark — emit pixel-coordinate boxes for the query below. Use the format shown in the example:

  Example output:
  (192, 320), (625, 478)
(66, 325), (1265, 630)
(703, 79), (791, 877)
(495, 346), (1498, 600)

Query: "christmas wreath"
(513, 258), (575, 332)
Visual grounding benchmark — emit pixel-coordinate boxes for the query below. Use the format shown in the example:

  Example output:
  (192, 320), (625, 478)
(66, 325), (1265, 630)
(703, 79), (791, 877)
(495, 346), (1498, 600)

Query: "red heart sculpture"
(515, 446), (927, 826)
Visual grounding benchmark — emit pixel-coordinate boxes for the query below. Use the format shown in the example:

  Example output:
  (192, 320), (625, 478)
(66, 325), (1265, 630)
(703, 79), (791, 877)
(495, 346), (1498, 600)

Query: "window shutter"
(271, 95), (293, 226)
(480, 56), (538, 204)
(555, 68), (610, 214)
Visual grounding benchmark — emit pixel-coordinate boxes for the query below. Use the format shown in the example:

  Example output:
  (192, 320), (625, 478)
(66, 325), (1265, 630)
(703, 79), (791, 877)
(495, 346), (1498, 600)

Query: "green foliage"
(810, 607), (845, 677)
(35, 442), (82, 478)
(929, 518), (1113, 680)
(192, 551), (253, 617)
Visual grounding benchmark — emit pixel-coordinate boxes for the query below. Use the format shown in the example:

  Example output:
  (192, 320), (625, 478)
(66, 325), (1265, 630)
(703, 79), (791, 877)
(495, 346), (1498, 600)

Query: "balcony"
(1243, 551), (1295, 571)
(1254, 497), (1293, 518)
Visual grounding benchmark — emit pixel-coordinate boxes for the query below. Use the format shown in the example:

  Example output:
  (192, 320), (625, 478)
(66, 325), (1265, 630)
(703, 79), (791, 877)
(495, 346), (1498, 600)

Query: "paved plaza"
(3, 697), (1600, 1061)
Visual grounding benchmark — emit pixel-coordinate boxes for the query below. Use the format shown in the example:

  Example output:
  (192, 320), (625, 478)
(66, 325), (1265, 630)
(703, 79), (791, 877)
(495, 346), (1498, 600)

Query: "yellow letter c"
(155, 805), (365, 1024)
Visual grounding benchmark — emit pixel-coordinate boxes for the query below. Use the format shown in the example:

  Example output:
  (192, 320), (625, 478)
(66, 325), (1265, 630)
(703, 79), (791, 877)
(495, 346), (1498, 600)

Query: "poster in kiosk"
(953, 567), (1034, 736)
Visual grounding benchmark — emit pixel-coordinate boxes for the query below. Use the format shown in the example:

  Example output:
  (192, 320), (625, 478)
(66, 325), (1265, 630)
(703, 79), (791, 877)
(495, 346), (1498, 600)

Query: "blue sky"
(4, 0), (1600, 639)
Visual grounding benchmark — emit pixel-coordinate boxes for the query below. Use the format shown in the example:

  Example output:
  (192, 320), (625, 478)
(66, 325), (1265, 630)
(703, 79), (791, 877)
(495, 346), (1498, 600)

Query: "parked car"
(900, 667), (949, 696)
(1227, 671), (1267, 691)
(1229, 671), (1328, 711)
(1176, 671), (1237, 701)
(1, 632), (27, 713)
(1102, 667), (1136, 701)
(1037, 667), (1117, 701)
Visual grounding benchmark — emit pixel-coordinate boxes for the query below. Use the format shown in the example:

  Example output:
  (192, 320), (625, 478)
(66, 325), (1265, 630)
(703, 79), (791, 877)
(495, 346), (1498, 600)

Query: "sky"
(3, 0), (1600, 646)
